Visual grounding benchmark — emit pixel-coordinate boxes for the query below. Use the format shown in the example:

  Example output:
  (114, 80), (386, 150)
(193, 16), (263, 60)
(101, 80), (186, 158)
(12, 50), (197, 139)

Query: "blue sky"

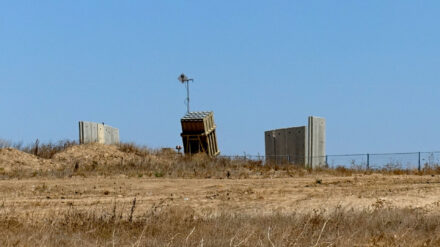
(1, 1), (439, 155)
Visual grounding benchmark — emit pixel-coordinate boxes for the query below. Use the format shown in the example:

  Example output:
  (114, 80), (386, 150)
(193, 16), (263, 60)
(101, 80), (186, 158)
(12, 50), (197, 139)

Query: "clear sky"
(1, 1), (439, 155)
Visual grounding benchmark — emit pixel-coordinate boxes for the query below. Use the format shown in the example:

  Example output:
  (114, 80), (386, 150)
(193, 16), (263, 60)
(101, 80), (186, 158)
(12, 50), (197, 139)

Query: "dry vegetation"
(1, 141), (439, 179)
(1, 141), (440, 246)
(3, 205), (440, 246)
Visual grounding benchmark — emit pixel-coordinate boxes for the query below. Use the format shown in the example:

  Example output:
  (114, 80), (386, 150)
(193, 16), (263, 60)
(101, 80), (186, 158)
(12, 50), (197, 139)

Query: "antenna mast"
(178, 73), (194, 113)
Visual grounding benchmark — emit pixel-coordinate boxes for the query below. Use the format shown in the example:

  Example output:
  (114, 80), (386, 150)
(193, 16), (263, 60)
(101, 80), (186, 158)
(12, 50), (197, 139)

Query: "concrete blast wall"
(265, 116), (326, 169)
(307, 116), (326, 169)
(265, 126), (307, 164)
(79, 121), (120, 145)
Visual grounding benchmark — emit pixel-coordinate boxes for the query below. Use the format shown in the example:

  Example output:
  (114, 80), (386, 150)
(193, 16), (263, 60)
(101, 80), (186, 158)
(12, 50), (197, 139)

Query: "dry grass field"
(1, 142), (440, 246)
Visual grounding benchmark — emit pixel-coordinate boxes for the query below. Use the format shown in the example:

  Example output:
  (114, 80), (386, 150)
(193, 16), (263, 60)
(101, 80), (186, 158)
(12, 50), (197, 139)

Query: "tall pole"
(367, 153), (370, 170)
(186, 81), (190, 113)
(178, 74), (193, 114)
(418, 152), (421, 171)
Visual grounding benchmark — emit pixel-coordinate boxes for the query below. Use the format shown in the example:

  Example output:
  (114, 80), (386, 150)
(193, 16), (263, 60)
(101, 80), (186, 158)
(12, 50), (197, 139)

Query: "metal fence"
(219, 151), (440, 170)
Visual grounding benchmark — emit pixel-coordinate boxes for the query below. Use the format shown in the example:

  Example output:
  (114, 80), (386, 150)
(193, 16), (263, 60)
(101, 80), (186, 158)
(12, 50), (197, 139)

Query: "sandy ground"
(2, 174), (440, 221)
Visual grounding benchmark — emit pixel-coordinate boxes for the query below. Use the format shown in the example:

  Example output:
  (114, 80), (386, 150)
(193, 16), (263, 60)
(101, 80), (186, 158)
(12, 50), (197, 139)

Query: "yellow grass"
(1, 142), (440, 246)
(2, 204), (440, 246)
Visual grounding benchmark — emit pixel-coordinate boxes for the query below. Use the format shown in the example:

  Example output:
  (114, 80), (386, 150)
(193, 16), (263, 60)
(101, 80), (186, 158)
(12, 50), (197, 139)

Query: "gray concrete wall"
(275, 128), (287, 159)
(265, 126), (307, 164)
(264, 116), (326, 168)
(307, 116), (326, 169)
(79, 121), (99, 144)
(264, 131), (275, 160)
(79, 121), (120, 145)
(286, 126), (308, 164)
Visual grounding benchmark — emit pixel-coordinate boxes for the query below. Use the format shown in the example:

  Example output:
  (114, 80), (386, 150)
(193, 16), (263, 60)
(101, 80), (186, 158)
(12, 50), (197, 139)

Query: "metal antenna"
(178, 73), (194, 113)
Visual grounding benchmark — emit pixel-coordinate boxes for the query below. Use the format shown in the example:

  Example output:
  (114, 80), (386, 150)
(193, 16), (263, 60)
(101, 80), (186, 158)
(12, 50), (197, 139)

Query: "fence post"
(366, 153), (370, 170)
(418, 152), (421, 171)
(325, 155), (328, 167)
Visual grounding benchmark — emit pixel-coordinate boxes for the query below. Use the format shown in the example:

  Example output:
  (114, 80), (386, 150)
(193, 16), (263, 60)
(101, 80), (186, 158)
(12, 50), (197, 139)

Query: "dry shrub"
(421, 165), (440, 175)
(0, 139), (11, 149)
(118, 142), (151, 157)
(1, 204), (440, 246)
(21, 140), (77, 159)
(3, 141), (440, 179)
(334, 166), (353, 176)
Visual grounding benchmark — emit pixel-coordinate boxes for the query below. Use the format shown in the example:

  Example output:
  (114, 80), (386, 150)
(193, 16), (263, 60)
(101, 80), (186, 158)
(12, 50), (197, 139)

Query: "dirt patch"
(0, 148), (60, 173)
(1, 172), (440, 246)
(53, 143), (170, 166)
(53, 143), (131, 164)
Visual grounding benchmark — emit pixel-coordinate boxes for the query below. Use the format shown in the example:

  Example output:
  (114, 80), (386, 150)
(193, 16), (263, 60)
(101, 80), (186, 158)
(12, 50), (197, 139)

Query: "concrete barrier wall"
(307, 116), (326, 169)
(264, 116), (326, 168)
(286, 127), (308, 165)
(265, 126), (307, 164)
(79, 121), (120, 145)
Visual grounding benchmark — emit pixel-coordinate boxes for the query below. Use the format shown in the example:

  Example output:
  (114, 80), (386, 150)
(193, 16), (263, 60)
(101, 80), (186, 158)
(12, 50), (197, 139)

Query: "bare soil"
(0, 148), (60, 173)
(1, 144), (440, 246)
(2, 175), (440, 221)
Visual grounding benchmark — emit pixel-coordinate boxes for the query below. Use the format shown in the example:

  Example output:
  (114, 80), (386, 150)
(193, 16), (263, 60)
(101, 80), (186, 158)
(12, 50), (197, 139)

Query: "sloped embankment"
(0, 148), (61, 173)
(53, 143), (134, 165)
(52, 143), (175, 176)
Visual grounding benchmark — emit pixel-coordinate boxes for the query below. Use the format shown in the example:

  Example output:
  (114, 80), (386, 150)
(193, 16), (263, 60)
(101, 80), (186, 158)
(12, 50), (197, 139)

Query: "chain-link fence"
(219, 151), (440, 170)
